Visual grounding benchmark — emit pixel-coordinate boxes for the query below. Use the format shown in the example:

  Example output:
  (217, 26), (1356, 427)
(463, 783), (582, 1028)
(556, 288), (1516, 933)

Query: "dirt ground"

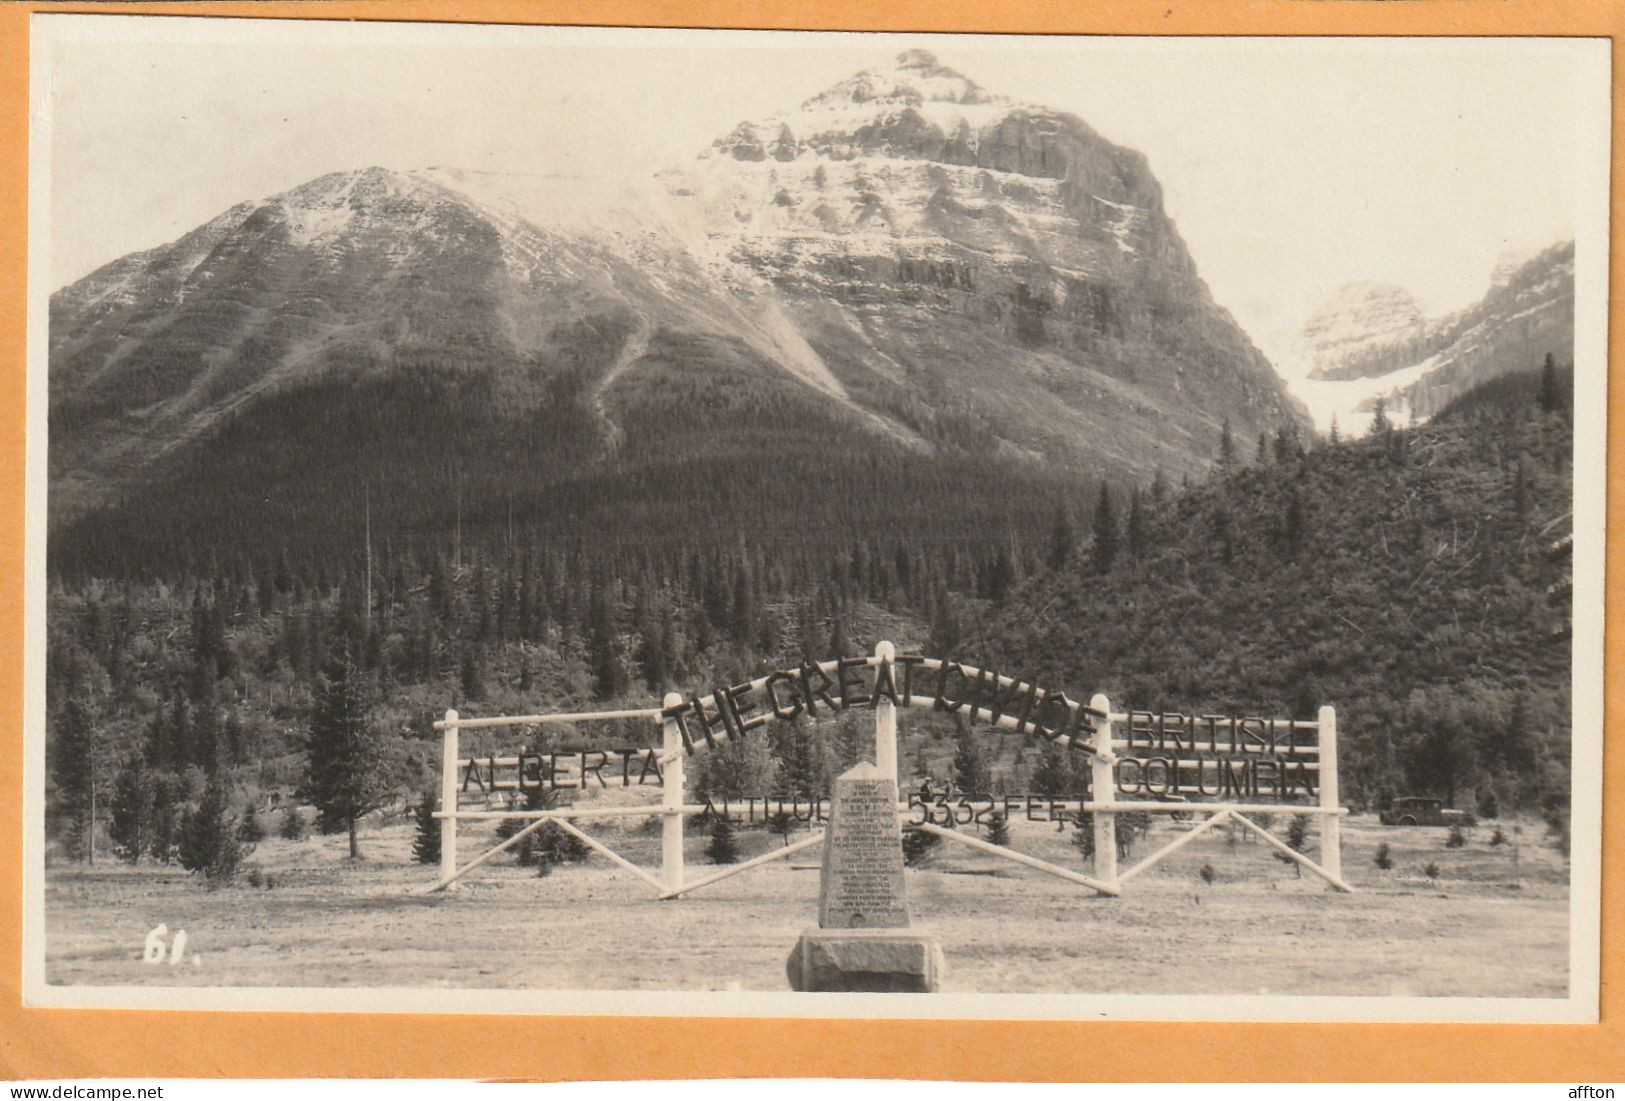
(43, 811), (1569, 997)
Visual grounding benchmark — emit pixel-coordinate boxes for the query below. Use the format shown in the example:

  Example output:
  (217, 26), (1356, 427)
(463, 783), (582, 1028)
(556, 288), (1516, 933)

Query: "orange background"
(0, 0), (1619, 1082)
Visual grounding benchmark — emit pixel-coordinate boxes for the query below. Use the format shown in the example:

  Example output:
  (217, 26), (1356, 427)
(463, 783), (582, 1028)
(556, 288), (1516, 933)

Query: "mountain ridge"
(50, 51), (1310, 574)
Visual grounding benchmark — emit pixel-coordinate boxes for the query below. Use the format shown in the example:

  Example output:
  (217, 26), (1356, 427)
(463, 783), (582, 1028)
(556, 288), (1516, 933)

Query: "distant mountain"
(49, 50), (1307, 575)
(1298, 283), (1429, 383)
(1291, 241), (1573, 427)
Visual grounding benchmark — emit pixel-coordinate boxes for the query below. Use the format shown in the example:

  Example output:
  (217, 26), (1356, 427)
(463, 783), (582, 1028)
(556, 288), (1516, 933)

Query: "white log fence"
(429, 641), (1352, 897)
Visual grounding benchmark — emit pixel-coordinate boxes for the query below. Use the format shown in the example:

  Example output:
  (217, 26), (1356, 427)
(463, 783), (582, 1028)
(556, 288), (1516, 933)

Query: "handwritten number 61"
(143, 924), (188, 965)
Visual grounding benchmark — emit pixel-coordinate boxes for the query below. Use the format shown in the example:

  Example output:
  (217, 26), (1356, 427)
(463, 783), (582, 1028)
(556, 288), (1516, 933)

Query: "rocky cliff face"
(1393, 241), (1574, 420)
(1300, 283), (1429, 382)
(49, 50), (1308, 567)
(668, 50), (1301, 468)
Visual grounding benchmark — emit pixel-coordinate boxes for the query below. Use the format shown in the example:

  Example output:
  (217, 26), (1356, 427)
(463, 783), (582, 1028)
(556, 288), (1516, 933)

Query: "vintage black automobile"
(1379, 796), (1476, 827)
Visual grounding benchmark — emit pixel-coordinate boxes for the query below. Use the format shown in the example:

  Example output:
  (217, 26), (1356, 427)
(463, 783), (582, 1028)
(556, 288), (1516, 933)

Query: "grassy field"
(43, 809), (1569, 997)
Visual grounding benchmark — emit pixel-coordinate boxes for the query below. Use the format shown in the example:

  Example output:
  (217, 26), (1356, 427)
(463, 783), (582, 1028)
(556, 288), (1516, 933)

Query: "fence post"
(1090, 693), (1118, 889)
(874, 640), (897, 786)
(440, 708), (458, 889)
(661, 692), (685, 896)
(1318, 704), (1342, 885)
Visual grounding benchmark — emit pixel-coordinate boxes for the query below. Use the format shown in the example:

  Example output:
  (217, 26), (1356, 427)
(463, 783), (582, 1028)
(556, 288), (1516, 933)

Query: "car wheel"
(1399, 815), (1417, 826)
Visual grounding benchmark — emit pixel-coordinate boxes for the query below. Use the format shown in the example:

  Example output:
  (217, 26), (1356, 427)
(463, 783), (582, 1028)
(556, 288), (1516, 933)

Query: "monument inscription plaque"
(819, 765), (909, 929)
(788, 761), (944, 992)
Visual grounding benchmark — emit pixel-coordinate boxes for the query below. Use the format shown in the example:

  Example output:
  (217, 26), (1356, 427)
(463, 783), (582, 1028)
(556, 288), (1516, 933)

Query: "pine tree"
(50, 695), (111, 864)
(1280, 490), (1306, 558)
(1329, 414), (1342, 444)
(828, 613), (852, 659)
(926, 596), (962, 657)
(1031, 743), (1080, 798)
(951, 720), (990, 794)
(706, 816), (741, 864)
(280, 805), (308, 841)
(635, 597), (669, 691)
(1219, 418), (1238, 467)
(986, 545), (1017, 602)
(1090, 484), (1118, 575)
(1150, 466), (1169, 506)
(534, 817), (589, 867)
(796, 599), (823, 662)
(1125, 488), (1148, 560)
(178, 772), (249, 884)
(588, 584), (626, 700)
(237, 802), (265, 843)
(109, 758), (154, 863)
(1046, 504), (1075, 570)
(1274, 423), (1303, 463)
(729, 561), (756, 644)
(497, 785), (554, 866)
(299, 655), (388, 859)
(1539, 352), (1559, 414)
(830, 712), (864, 771)
(411, 787), (441, 865)
(148, 773), (183, 863)
(1372, 396), (1391, 434)
(987, 812), (1011, 847)
(695, 731), (779, 801)
(774, 725), (828, 801)
(459, 647), (485, 704)
(1276, 813), (1312, 877)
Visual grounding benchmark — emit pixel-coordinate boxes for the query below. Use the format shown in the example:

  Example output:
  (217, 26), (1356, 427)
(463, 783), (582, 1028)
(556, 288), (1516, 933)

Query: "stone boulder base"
(787, 928), (946, 993)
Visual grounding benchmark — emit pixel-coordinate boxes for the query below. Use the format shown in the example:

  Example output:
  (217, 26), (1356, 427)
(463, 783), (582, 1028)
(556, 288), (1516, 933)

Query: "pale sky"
(34, 17), (1608, 367)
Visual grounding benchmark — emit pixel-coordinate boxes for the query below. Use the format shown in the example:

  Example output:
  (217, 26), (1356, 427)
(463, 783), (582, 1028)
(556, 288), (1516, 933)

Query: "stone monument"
(787, 761), (945, 992)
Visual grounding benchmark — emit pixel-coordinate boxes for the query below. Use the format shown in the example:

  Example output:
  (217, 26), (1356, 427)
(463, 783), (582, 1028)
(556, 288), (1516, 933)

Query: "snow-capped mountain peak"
(50, 51), (1307, 535)
(801, 49), (1003, 112)
(704, 49), (1040, 166)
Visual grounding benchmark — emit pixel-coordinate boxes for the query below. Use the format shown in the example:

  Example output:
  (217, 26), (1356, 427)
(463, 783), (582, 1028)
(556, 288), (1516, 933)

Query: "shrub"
(1070, 811), (1095, 862)
(706, 817), (740, 864)
(1445, 825), (1466, 849)
(986, 812), (1011, 848)
(1424, 861), (1441, 881)
(497, 802), (539, 866)
(1374, 842), (1393, 870)
(245, 866), (264, 888)
(1273, 814), (1312, 875)
(766, 811), (796, 846)
(1490, 827), (1507, 846)
(280, 807), (308, 841)
(535, 822), (589, 865)
(1476, 789), (1500, 820)
(1114, 811), (1152, 860)
(1198, 864), (1216, 885)
(902, 826), (940, 867)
